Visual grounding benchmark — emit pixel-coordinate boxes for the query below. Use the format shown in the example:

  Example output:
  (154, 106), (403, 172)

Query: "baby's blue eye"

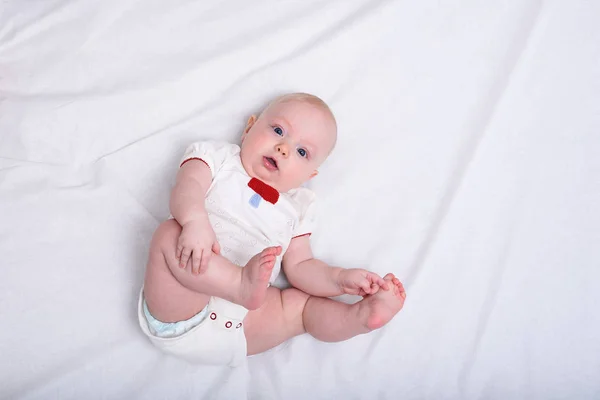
(297, 148), (307, 158)
(273, 126), (283, 136)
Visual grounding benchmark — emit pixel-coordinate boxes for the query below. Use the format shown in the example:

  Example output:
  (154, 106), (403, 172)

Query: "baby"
(139, 93), (406, 366)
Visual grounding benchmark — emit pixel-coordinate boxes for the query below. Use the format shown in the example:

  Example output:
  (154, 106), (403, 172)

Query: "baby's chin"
(254, 173), (294, 193)
(240, 157), (279, 188)
(270, 177), (310, 193)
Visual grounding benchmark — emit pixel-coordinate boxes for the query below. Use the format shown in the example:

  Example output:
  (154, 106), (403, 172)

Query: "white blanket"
(1, 0), (599, 398)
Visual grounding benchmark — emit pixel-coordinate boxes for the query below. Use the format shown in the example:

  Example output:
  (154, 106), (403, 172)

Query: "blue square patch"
(249, 193), (261, 208)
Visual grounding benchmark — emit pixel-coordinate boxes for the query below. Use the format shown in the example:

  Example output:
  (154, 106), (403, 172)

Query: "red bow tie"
(248, 178), (279, 204)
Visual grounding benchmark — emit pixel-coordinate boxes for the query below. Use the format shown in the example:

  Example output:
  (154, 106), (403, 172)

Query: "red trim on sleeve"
(292, 233), (311, 239)
(180, 157), (209, 169)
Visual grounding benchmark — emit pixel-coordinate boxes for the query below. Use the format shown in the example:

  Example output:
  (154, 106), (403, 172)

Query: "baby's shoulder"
(285, 187), (315, 203)
(181, 140), (240, 163)
(283, 187), (316, 214)
(181, 140), (241, 176)
(195, 140), (240, 157)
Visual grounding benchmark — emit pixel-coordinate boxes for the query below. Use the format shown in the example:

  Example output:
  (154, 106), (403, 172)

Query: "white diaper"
(138, 288), (248, 366)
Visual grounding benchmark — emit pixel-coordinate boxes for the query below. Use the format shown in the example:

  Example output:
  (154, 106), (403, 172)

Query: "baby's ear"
(309, 170), (319, 179)
(243, 115), (257, 139)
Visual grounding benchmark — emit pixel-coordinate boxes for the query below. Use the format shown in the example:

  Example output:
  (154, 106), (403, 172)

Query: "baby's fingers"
(378, 278), (390, 291)
(176, 236), (186, 267)
(176, 244), (183, 263)
(358, 283), (379, 297)
(199, 250), (211, 274)
(360, 279), (373, 294)
(191, 250), (203, 275)
(180, 247), (192, 269)
(370, 283), (380, 294)
(368, 272), (389, 291)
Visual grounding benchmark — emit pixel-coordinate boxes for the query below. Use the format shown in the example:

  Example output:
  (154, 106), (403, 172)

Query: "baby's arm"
(170, 159), (211, 221)
(283, 236), (388, 298)
(170, 159), (219, 273)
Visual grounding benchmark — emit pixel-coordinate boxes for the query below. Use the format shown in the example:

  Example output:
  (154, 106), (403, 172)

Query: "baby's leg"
(144, 220), (280, 322)
(144, 220), (209, 322)
(243, 274), (406, 355)
(243, 288), (309, 355)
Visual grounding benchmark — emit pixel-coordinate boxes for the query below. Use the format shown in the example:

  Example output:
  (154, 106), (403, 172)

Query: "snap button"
(236, 323), (242, 329)
(210, 312), (217, 320)
(225, 321), (232, 328)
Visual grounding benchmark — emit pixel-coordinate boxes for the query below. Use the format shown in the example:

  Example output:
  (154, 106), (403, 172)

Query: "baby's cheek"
(289, 172), (305, 187)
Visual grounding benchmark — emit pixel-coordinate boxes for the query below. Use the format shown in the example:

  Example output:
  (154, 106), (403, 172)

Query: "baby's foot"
(358, 273), (406, 330)
(240, 246), (282, 310)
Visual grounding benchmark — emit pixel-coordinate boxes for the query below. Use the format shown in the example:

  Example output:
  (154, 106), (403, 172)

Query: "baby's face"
(240, 99), (336, 192)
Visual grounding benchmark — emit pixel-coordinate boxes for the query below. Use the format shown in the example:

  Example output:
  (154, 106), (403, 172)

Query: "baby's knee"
(282, 288), (310, 307)
(150, 219), (181, 252)
(281, 288), (310, 330)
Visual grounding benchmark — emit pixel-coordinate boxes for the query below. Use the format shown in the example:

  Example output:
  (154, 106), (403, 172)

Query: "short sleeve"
(290, 188), (317, 238)
(179, 141), (240, 178)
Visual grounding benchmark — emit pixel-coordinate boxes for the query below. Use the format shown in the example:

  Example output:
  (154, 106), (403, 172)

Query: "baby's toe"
(261, 255), (276, 265)
(264, 246), (282, 256)
(383, 273), (395, 281)
(397, 283), (406, 299)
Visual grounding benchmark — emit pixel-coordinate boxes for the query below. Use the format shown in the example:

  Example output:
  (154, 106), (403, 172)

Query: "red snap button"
(236, 323), (242, 329)
(225, 321), (232, 328)
(210, 312), (217, 320)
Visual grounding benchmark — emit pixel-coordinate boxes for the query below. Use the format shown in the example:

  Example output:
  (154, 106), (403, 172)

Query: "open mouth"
(263, 156), (278, 171)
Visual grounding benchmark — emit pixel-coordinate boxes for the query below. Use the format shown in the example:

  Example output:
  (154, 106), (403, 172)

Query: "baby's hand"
(337, 268), (389, 296)
(176, 218), (221, 275)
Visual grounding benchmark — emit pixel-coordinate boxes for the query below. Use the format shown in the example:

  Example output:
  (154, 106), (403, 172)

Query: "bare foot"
(239, 246), (282, 310)
(358, 273), (406, 330)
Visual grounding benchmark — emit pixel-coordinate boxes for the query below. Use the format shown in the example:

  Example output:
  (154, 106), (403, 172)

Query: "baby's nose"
(276, 144), (289, 157)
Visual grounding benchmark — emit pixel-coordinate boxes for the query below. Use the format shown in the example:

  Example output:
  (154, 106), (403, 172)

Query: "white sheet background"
(1, 0), (599, 399)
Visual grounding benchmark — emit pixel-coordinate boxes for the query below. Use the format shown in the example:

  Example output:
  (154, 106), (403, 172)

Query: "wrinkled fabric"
(1, 0), (599, 399)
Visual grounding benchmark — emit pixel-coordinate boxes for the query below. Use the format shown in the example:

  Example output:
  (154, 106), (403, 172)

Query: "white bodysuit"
(138, 141), (316, 366)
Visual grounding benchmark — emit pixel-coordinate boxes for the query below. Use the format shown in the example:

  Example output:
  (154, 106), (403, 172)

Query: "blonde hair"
(263, 92), (337, 148)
